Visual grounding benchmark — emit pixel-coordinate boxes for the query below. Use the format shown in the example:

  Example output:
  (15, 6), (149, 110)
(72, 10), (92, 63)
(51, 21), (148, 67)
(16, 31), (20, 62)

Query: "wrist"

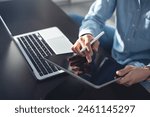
(143, 66), (150, 81)
(80, 33), (93, 37)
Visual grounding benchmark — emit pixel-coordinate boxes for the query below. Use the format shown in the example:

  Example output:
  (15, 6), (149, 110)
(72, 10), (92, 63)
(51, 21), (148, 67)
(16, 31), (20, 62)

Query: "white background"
(0, 100), (149, 117)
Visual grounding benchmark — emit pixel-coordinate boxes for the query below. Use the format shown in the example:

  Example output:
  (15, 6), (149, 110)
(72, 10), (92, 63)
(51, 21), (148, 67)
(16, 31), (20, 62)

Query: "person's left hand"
(116, 65), (150, 86)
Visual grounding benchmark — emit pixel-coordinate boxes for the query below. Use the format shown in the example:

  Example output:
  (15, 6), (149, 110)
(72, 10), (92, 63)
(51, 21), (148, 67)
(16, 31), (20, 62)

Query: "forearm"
(79, 0), (116, 37)
(143, 66), (150, 81)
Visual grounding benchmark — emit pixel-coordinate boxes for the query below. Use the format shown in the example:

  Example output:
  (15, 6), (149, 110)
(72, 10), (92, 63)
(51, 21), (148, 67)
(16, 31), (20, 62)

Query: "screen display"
(45, 47), (124, 88)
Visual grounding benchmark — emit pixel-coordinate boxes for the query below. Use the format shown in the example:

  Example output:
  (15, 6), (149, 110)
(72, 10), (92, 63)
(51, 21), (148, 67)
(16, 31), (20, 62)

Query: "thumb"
(116, 65), (133, 77)
(92, 40), (100, 52)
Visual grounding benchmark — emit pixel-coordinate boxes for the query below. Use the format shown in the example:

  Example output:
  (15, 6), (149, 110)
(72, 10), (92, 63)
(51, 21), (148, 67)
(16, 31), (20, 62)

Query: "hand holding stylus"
(72, 31), (104, 63)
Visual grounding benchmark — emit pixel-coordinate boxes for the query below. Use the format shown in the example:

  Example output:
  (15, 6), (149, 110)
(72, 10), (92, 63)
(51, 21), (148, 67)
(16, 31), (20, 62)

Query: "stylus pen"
(80, 31), (105, 53)
(72, 31), (105, 58)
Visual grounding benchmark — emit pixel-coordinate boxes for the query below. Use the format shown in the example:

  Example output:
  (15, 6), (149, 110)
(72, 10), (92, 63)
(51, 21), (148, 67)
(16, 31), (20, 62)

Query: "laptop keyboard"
(17, 33), (60, 76)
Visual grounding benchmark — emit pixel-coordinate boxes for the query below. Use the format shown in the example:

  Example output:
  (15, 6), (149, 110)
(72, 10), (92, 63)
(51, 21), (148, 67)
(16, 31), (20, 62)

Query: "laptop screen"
(45, 47), (124, 88)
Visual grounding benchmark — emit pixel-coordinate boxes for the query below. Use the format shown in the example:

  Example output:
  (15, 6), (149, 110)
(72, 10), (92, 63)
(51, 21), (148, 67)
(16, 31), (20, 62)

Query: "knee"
(69, 14), (84, 26)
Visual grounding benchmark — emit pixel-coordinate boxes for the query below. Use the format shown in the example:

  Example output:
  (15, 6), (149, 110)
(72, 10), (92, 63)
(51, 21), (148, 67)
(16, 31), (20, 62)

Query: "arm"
(79, 0), (117, 37)
(72, 0), (117, 63)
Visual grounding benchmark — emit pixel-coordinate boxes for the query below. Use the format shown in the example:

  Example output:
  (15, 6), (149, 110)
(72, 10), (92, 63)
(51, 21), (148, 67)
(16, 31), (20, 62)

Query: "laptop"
(44, 47), (124, 88)
(0, 16), (73, 80)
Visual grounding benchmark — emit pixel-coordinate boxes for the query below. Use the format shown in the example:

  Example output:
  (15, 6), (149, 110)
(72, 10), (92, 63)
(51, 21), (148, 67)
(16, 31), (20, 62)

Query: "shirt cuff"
(79, 29), (94, 37)
(147, 64), (150, 67)
(128, 61), (145, 67)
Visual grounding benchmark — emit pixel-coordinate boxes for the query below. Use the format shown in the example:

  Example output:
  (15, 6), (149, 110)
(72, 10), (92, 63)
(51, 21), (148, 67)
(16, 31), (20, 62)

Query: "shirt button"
(127, 38), (130, 41)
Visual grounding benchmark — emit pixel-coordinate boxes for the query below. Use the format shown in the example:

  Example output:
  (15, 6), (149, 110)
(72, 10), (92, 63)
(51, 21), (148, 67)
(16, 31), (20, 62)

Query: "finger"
(116, 65), (134, 77)
(84, 36), (93, 56)
(84, 36), (93, 63)
(71, 41), (80, 53)
(120, 79), (132, 87)
(72, 40), (84, 56)
(117, 79), (131, 86)
(117, 73), (131, 85)
(115, 77), (122, 84)
(116, 79), (130, 87)
(76, 38), (87, 56)
(85, 51), (92, 63)
(78, 37), (86, 50)
(76, 34), (94, 54)
(92, 40), (100, 52)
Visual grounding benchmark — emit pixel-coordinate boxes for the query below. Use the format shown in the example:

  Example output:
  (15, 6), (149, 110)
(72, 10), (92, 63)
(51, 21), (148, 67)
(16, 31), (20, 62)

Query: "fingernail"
(88, 59), (92, 63)
(116, 71), (119, 75)
(95, 47), (98, 52)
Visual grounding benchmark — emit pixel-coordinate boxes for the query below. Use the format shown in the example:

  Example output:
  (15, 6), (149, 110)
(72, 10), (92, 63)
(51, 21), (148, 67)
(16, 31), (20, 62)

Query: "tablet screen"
(45, 47), (124, 88)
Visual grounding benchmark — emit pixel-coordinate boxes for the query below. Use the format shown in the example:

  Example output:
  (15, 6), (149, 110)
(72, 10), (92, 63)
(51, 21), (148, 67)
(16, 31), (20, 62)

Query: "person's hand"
(116, 65), (150, 86)
(71, 34), (99, 63)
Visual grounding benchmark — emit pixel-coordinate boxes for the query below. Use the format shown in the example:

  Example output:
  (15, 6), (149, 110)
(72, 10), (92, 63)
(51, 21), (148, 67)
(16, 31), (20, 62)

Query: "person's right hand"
(71, 34), (100, 63)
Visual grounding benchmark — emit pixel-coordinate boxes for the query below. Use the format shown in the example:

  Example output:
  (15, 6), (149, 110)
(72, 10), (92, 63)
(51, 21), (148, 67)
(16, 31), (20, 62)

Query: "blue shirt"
(79, 0), (150, 92)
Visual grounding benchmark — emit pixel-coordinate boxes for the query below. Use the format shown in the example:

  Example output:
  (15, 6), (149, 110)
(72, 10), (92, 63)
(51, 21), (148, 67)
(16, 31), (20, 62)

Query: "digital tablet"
(44, 47), (124, 88)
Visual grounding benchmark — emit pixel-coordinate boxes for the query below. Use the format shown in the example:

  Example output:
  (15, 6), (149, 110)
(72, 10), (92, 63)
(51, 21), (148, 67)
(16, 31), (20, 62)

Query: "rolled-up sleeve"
(147, 64), (150, 67)
(79, 0), (116, 37)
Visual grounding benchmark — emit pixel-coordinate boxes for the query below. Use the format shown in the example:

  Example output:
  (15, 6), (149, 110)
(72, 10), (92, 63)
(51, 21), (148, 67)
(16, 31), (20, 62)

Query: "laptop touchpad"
(39, 27), (73, 54)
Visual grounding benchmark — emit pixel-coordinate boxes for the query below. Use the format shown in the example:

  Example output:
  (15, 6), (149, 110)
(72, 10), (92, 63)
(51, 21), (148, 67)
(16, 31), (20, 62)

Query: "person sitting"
(71, 0), (150, 93)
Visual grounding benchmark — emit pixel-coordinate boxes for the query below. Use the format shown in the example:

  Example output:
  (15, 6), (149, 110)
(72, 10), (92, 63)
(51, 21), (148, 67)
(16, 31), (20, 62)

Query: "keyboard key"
(18, 37), (43, 76)
(17, 32), (61, 77)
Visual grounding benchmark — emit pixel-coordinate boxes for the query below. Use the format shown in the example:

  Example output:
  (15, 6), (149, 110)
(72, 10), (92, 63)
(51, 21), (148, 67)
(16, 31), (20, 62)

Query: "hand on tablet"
(116, 65), (150, 86)
(71, 34), (99, 63)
